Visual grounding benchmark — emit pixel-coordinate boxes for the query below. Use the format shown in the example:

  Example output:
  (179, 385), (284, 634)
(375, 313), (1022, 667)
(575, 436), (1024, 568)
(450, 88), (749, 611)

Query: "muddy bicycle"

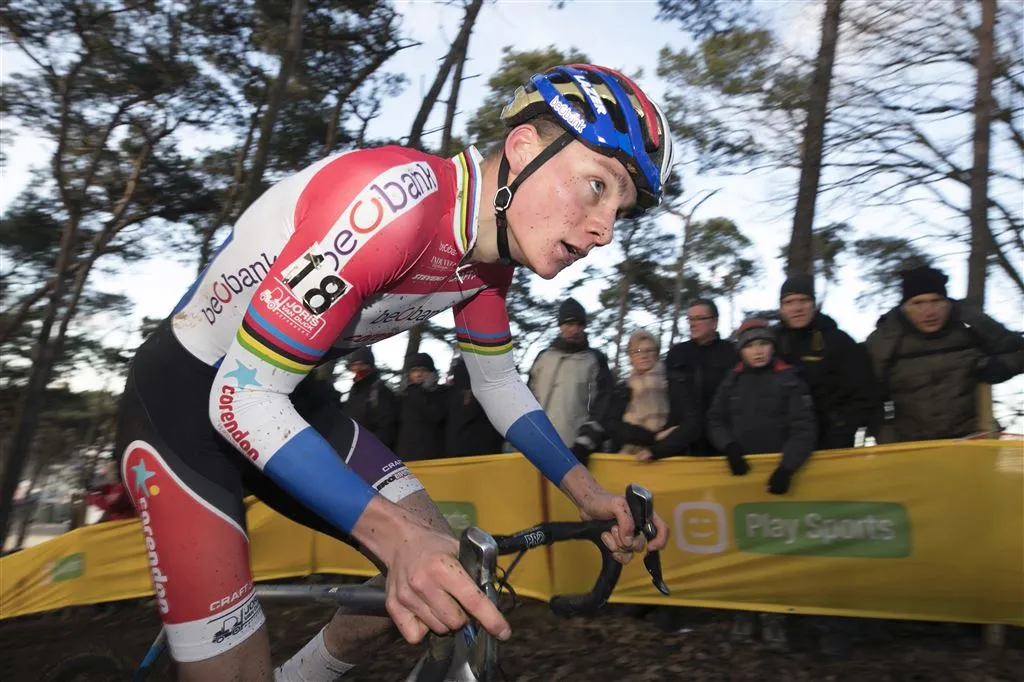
(45, 484), (669, 682)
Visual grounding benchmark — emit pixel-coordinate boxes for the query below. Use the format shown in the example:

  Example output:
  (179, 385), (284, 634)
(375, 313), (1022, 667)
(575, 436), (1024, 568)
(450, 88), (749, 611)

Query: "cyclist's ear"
(502, 124), (545, 176)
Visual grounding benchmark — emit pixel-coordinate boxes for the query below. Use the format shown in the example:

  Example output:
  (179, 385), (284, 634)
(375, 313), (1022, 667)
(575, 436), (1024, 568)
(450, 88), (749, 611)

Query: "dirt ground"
(3, 593), (1021, 682)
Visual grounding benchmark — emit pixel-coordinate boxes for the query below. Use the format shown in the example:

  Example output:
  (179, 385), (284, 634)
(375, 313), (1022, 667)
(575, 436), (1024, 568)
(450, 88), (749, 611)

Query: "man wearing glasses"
(658, 298), (739, 457)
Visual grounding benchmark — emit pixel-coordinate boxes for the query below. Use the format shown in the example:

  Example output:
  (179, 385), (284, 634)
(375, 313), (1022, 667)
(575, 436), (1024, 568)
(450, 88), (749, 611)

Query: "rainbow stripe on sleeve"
(236, 306), (321, 374)
(455, 326), (512, 356)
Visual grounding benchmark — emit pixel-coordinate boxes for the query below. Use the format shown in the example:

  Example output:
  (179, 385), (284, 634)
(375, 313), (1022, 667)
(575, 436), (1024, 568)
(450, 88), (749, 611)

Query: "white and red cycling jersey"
(169, 145), (577, 534)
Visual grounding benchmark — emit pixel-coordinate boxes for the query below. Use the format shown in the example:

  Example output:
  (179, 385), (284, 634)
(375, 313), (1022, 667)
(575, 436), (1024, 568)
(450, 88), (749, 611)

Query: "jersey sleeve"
(453, 267), (579, 486)
(209, 148), (438, 535)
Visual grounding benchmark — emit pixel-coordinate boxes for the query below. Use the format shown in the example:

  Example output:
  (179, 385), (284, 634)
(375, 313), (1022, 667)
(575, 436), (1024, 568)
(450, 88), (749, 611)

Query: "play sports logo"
(673, 500), (912, 558)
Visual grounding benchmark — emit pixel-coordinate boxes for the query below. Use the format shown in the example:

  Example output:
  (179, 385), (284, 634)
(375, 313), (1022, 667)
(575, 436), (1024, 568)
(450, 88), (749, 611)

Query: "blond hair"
(627, 329), (660, 354)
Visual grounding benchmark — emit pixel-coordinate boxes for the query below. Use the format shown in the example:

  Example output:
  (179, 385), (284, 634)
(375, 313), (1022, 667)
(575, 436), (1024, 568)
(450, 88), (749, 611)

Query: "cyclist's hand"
(579, 491), (670, 564)
(383, 521), (511, 645)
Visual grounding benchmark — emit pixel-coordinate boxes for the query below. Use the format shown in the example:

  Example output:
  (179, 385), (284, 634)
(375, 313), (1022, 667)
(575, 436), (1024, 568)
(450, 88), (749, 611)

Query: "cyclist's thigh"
(242, 391), (425, 544)
(115, 352), (264, 664)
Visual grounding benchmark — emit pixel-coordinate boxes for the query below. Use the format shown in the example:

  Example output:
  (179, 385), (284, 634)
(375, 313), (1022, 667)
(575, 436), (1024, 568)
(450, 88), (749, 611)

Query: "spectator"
(605, 330), (674, 460)
(395, 352), (448, 461)
(708, 319), (817, 492)
(866, 265), (1024, 443)
(775, 274), (877, 449)
(340, 347), (400, 449)
(85, 480), (135, 522)
(661, 298), (739, 456)
(528, 297), (613, 463)
(707, 319), (817, 650)
(445, 356), (504, 457)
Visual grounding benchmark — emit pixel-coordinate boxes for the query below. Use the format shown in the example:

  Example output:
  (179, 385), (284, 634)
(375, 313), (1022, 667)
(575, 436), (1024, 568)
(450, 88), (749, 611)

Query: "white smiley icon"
(674, 501), (728, 554)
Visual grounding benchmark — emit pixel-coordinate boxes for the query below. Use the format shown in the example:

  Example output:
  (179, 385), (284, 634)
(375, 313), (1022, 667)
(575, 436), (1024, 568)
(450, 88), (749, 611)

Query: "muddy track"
(3, 598), (1021, 681)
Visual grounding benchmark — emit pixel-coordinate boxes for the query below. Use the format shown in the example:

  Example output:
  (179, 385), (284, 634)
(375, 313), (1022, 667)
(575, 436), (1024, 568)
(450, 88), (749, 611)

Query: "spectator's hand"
(975, 356), (1011, 384)
(656, 426), (678, 440)
(725, 442), (750, 476)
(570, 443), (591, 465)
(634, 448), (654, 462)
(767, 466), (793, 495)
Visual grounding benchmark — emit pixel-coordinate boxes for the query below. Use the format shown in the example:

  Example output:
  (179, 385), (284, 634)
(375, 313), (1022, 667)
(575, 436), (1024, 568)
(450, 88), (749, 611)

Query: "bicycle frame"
(126, 484), (667, 682)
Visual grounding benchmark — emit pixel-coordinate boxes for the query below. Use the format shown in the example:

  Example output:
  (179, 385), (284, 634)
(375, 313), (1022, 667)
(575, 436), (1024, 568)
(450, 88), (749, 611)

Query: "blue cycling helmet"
(491, 64), (674, 265)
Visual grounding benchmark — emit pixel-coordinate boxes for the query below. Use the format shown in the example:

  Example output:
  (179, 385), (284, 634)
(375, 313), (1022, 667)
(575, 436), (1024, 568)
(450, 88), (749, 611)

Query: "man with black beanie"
(528, 297), (613, 463)
(866, 265), (1024, 443)
(775, 273), (877, 449)
(340, 347), (400, 449)
(395, 352), (449, 461)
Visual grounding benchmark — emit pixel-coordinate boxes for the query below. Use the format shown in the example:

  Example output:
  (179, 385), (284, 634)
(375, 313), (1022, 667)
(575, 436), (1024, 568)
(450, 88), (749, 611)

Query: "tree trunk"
(323, 47), (402, 157)
(968, 0), (997, 432)
(238, 0), (309, 212)
(403, 0), (483, 365)
(0, 134), (155, 545)
(613, 270), (631, 374)
(441, 42), (469, 157)
(669, 217), (693, 346)
(667, 191), (718, 344)
(198, 111), (261, 273)
(406, 0), (484, 151)
(786, 0), (843, 275)
(12, 452), (50, 550)
(0, 219), (79, 546)
(966, 0), (995, 309)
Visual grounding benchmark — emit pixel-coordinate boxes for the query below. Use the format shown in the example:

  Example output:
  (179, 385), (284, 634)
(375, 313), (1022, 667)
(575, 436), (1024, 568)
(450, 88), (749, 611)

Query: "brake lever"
(625, 484), (670, 596)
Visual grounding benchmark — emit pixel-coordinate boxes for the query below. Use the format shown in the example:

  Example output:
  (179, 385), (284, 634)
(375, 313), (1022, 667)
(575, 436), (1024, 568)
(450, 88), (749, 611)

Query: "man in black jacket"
(340, 347), (400, 449)
(655, 298), (738, 457)
(395, 352), (448, 461)
(445, 357), (504, 457)
(775, 274), (876, 449)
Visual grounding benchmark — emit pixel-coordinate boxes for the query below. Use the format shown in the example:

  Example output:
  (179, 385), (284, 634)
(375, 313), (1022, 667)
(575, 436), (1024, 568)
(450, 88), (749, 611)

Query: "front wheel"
(43, 652), (128, 682)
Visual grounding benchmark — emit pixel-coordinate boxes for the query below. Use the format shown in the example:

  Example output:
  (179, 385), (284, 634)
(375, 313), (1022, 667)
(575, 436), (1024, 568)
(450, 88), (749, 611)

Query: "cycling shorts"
(114, 321), (421, 662)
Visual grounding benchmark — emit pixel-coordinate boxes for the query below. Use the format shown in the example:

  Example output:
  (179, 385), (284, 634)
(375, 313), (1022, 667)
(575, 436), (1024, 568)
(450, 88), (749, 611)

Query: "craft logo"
(209, 581), (253, 613)
(208, 593), (262, 645)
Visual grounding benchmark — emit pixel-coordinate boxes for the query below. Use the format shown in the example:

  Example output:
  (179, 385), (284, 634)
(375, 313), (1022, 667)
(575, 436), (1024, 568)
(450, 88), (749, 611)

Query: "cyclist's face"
(505, 131), (637, 279)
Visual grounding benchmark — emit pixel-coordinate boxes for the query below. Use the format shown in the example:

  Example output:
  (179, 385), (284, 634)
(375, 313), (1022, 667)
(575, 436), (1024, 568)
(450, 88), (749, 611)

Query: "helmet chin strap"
(493, 132), (575, 267)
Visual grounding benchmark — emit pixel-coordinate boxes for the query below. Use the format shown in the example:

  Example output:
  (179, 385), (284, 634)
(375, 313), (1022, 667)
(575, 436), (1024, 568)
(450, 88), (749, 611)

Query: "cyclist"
(115, 64), (673, 681)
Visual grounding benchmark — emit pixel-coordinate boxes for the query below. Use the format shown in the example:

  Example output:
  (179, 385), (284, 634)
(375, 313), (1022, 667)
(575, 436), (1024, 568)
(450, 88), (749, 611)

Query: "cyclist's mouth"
(560, 242), (583, 264)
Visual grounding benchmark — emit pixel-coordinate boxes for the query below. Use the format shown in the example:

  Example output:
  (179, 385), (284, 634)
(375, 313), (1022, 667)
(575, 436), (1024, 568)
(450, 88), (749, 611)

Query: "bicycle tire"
(43, 652), (129, 682)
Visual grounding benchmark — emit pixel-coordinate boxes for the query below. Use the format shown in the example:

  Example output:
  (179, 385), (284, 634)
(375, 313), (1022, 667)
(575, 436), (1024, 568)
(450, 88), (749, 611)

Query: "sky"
(2, 0), (1021, 426)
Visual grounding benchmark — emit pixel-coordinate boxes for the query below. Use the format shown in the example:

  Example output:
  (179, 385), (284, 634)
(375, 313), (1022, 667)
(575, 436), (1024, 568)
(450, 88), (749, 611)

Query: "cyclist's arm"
(209, 149), (434, 538)
(453, 270), (581, 487)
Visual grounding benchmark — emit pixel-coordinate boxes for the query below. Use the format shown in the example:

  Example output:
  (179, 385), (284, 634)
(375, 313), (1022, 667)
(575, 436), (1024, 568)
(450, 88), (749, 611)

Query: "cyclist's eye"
(589, 179), (605, 197)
